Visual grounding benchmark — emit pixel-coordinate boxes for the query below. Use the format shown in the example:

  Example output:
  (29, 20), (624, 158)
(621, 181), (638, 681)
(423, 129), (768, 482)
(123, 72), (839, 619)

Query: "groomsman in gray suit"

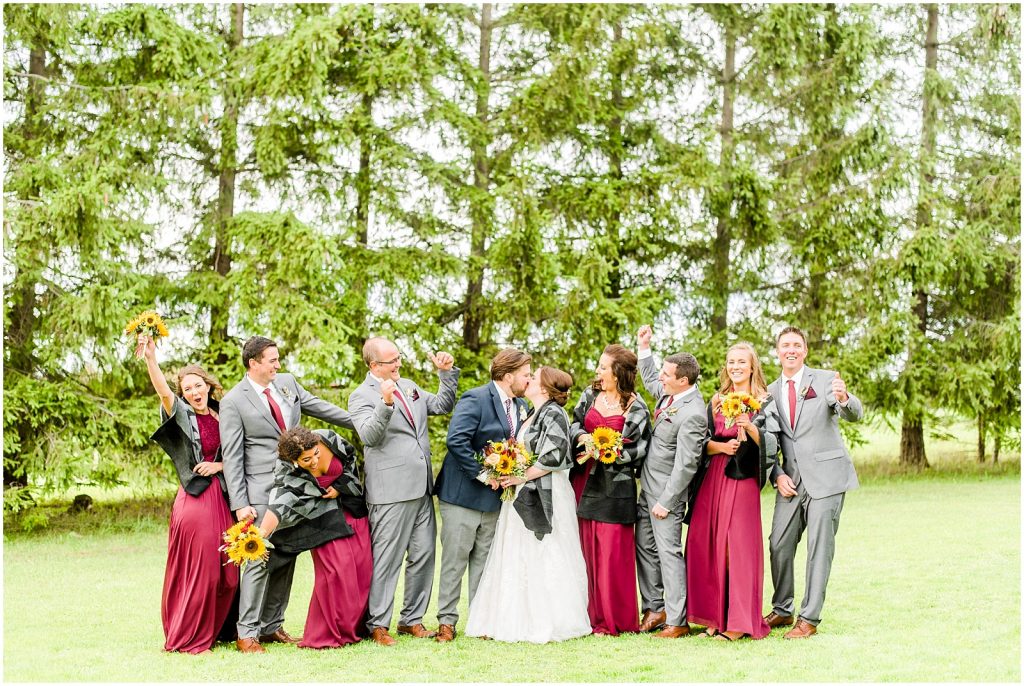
(765, 326), (862, 639)
(635, 325), (708, 638)
(220, 336), (354, 653)
(348, 337), (459, 647)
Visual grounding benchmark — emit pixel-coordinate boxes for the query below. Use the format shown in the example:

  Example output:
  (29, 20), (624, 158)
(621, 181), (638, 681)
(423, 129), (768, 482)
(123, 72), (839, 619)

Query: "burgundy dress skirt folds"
(298, 457), (373, 649)
(161, 412), (238, 653)
(685, 412), (770, 639)
(570, 408), (640, 635)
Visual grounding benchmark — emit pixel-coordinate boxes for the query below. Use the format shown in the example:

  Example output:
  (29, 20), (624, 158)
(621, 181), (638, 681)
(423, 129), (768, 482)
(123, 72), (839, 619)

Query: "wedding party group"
(139, 322), (862, 654)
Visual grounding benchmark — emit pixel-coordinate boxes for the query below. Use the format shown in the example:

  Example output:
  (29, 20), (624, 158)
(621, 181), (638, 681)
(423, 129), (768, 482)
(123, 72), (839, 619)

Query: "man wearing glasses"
(348, 337), (459, 646)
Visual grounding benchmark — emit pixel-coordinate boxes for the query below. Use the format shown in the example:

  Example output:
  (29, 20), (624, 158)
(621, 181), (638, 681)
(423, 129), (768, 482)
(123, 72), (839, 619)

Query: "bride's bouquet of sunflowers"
(477, 439), (535, 501)
(219, 518), (271, 568)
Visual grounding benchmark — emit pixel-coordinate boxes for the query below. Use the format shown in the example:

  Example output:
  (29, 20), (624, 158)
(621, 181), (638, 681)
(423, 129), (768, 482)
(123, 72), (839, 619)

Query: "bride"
(466, 366), (592, 643)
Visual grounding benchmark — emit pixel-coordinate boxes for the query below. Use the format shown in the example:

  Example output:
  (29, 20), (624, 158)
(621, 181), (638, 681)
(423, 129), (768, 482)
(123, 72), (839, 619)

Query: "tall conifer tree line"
(4, 3), (1019, 507)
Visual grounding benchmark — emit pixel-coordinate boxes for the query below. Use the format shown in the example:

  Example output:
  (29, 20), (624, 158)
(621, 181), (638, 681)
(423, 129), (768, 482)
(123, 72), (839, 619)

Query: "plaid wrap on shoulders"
(569, 387), (651, 524)
(513, 400), (572, 540)
(266, 429), (367, 555)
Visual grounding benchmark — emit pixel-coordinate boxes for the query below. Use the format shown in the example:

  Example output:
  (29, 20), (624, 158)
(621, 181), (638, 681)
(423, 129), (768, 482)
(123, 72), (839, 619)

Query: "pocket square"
(800, 385), (817, 400)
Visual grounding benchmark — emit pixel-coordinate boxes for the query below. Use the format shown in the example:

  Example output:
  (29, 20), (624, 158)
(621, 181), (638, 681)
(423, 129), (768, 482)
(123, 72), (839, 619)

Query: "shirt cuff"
(475, 470), (490, 484)
(638, 348), (653, 360)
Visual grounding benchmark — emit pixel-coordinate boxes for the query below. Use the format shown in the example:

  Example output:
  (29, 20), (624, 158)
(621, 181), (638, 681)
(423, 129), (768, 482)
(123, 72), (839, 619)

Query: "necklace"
(599, 393), (620, 412)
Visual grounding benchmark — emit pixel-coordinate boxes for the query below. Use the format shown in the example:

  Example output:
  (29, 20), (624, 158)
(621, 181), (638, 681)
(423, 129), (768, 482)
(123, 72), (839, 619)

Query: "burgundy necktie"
(394, 389), (415, 428)
(504, 398), (515, 436)
(655, 395), (674, 421)
(264, 388), (286, 432)
(787, 379), (797, 430)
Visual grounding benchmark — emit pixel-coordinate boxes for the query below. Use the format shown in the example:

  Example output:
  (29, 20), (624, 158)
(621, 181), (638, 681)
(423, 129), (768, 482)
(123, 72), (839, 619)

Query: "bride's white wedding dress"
(466, 418), (591, 643)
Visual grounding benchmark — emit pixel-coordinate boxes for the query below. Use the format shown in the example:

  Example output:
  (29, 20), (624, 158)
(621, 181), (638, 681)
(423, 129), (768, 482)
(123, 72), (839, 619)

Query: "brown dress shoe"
(764, 611), (795, 629)
(784, 619), (817, 639)
(435, 624), (457, 642)
(236, 638), (266, 654)
(639, 610), (667, 633)
(397, 623), (437, 638)
(653, 624), (691, 639)
(370, 627), (397, 646)
(259, 628), (301, 644)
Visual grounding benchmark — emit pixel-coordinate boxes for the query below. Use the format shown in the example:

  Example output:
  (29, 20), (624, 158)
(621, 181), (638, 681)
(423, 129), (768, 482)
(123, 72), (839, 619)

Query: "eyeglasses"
(373, 353), (403, 367)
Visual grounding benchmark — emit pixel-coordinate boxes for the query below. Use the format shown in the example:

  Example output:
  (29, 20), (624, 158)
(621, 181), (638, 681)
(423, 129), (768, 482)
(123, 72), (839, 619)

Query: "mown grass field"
(4, 417), (1020, 682)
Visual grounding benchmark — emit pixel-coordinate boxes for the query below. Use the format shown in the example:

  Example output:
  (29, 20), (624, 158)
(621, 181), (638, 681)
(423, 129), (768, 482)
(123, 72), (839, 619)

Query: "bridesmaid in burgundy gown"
(258, 427), (372, 649)
(140, 334), (238, 655)
(569, 345), (651, 636)
(686, 342), (777, 640)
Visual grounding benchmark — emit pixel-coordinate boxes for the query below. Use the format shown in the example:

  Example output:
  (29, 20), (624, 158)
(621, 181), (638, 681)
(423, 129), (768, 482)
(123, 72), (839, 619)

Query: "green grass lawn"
(4, 417), (1020, 681)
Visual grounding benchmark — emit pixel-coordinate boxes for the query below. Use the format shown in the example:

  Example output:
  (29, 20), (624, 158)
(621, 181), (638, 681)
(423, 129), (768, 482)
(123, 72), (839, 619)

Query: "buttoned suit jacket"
(767, 366), (862, 499)
(220, 372), (354, 511)
(638, 355), (708, 514)
(348, 368), (460, 505)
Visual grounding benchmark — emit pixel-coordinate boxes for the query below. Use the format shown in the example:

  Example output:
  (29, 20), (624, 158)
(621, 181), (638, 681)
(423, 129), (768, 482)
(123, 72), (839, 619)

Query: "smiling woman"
(139, 333), (239, 655)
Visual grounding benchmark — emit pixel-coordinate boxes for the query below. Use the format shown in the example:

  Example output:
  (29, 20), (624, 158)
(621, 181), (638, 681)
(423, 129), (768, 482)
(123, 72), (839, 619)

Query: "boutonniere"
(278, 386), (293, 402)
(403, 385), (420, 402)
(518, 405), (528, 422)
(800, 385), (817, 400)
(667, 407), (679, 416)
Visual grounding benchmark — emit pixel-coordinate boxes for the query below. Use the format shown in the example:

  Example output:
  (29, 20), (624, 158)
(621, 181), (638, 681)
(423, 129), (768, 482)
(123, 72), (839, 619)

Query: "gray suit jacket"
(219, 372), (354, 511)
(638, 355), (708, 513)
(348, 368), (460, 505)
(768, 366), (862, 499)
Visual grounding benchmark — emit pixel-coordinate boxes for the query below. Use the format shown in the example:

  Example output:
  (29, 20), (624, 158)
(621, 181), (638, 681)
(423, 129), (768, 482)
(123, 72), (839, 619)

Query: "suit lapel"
(271, 379), (299, 429)
(394, 383), (417, 432)
(242, 382), (281, 434)
(489, 385), (512, 439)
(771, 377), (794, 438)
(792, 369), (813, 432)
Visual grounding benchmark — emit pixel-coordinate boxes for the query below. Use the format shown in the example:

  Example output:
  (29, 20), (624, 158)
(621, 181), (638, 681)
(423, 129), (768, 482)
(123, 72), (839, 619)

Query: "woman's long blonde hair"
(717, 342), (769, 400)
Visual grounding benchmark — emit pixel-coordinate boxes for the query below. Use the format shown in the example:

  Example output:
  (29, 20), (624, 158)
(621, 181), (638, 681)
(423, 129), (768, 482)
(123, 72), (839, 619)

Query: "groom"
(635, 325), (707, 638)
(765, 326), (863, 639)
(433, 348), (532, 642)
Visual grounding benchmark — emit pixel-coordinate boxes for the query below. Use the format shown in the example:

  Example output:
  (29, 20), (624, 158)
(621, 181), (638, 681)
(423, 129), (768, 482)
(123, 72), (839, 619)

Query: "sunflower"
(592, 426), (619, 450)
(223, 518), (252, 544)
(747, 397), (762, 412)
(143, 311), (158, 326)
(123, 316), (141, 336)
(598, 448), (618, 464)
(495, 454), (516, 475)
(235, 532), (269, 565)
(721, 396), (743, 417)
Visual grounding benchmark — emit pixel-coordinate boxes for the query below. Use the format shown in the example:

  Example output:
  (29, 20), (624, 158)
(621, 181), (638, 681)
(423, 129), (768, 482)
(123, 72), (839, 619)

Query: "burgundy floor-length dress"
(570, 408), (640, 636)
(161, 412), (239, 653)
(685, 412), (770, 639)
(298, 456), (373, 649)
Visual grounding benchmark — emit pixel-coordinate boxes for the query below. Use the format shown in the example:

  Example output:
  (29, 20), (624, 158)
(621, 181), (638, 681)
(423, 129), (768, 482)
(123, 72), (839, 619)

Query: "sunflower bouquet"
(124, 309), (169, 357)
(577, 426), (624, 465)
(218, 518), (271, 568)
(720, 391), (762, 440)
(476, 439), (536, 501)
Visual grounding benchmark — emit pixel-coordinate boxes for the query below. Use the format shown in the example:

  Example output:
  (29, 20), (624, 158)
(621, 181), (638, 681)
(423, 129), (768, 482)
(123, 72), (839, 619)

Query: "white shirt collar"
(492, 381), (513, 406)
(674, 385), (699, 403)
(782, 365), (806, 390)
(246, 374), (269, 394)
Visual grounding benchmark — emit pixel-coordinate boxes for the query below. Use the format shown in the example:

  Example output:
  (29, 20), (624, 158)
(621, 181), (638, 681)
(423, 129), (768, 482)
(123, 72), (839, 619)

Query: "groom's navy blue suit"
(434, 381), (529, 628)
(435, 383), (528, 512)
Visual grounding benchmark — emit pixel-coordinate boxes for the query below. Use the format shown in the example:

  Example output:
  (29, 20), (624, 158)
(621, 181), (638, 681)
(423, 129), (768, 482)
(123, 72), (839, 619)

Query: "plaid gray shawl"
(513, 400), (572, 540)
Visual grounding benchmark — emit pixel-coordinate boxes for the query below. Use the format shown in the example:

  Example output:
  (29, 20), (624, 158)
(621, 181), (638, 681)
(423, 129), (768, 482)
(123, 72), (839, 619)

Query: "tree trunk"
(209, 2), (244, 365)
(977, 412), (986, 462)
(710, 23), (736, 336)
(463, 2), (492, 353)
(899, 4), (938, 468)
(4, 35), (47, 492)
(348, 90), (374, 345)
(606, 20), (624, 300)
(993, 432), (1001, 464)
